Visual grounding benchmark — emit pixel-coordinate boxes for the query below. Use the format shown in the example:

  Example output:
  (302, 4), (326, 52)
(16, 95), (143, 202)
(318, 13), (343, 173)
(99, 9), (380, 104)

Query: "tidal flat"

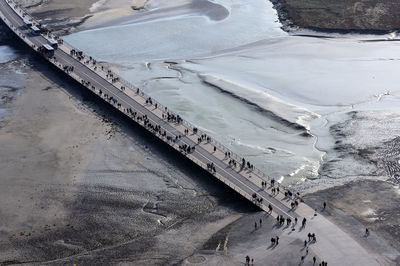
(0, 0), (399, 264)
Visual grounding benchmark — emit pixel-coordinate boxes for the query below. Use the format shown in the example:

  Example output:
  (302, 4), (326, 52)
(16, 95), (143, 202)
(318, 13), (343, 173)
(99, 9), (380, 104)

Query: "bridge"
(0, 1), (384, 265)
(0, 0), (300, 220)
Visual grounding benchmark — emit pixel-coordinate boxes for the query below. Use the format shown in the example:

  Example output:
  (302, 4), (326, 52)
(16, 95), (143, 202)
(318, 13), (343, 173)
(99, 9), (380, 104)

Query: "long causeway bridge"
(1, 1), (388, 265)
(0, 0), (302, 221)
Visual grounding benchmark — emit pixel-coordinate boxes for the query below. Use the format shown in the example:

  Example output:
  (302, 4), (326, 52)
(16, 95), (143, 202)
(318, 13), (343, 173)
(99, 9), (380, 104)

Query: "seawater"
(0, 45), (18, 64)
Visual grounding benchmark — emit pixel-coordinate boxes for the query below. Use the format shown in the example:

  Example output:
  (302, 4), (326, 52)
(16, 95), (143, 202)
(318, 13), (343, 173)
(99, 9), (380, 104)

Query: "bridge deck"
(0, 0), (300, 220)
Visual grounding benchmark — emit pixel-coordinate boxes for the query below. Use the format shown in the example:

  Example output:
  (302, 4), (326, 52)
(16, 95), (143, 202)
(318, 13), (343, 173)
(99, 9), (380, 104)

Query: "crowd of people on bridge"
(197, 134), (211, 144)
(179, 144), (195, 154)
(207, 162), (216, 173)
(62, 65), (74, 73)
(162, 111), (183, 124)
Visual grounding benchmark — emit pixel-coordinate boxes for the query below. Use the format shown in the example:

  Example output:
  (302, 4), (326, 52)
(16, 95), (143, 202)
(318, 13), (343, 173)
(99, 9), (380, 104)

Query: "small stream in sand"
(62, 0), (400, 190)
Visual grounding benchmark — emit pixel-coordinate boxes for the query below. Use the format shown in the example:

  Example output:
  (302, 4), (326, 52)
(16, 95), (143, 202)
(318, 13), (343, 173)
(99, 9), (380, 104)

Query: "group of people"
(69, 49), (84, 61)
(197, 134), (211, 144)
(261, 181), (268, 189)
(290, 200), (299, 210)
(251, 193), (263, 206)
(245, 255), (254, 266)
(162, 112), (183, 124)
(271, 187), (280, 195)
(228, 159), (237, 168)
(276, 215), (292, 227)
(306, 232), (317, 243)
(61, 64), (74, 73)
(270, 235), (280, 246)
(207, 162), (216, 173)
(179, 144), (195, 154)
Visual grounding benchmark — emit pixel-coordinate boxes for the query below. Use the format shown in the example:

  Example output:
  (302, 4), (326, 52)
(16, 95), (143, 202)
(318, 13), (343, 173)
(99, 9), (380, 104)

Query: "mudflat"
(0, 0), (400, 265)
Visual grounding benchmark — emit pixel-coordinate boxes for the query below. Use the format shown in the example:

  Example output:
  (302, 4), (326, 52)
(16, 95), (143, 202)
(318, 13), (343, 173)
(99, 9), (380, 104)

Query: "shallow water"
(0, 45), (20, 122)
(64, 0), (400, 188)
(0, 45), (18, 64)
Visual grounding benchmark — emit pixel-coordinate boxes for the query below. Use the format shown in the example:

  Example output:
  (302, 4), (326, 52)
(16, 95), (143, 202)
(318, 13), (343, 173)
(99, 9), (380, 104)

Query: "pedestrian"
(313, 256), (316, 264)
(366, 228), (369, 236)
(306, 247), (309, 254)
(276, 236), (279, 245)
(323, 202), (326, 210)
(295, 217), (298, 224)
(251, 258), (254, 265)
(260, 218), (262, 226)
(245, 255), (250, 265)
(304, 240), (307, 247)
(271, 237), (275, 246)
(301, 256), (304, 262)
